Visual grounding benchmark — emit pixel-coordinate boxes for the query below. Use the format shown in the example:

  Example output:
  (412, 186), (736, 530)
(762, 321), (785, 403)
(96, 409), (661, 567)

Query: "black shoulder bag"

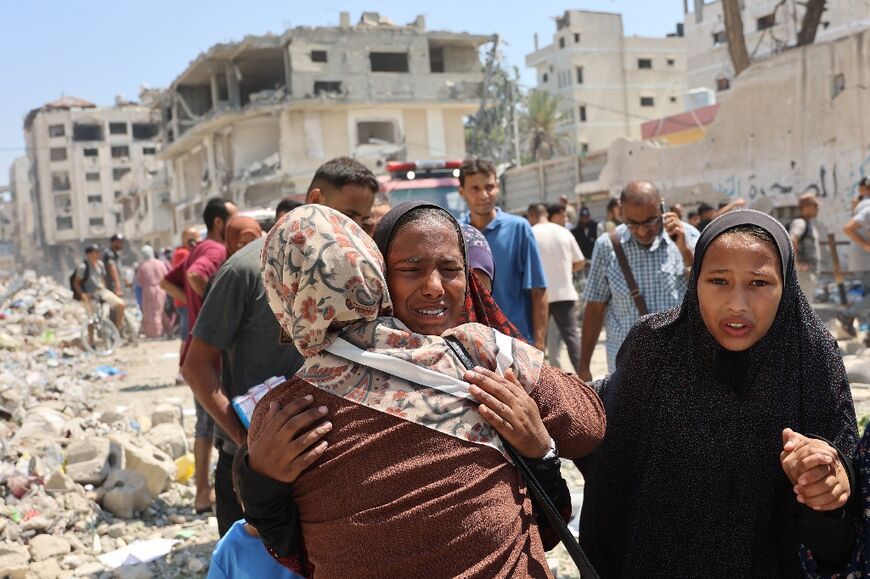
(443, 336), (600, 579)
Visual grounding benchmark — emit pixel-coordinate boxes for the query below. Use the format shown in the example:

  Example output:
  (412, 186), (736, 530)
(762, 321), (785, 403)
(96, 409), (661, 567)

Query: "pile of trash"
(0, 271), (88, 352)
(0, 273), (218, 577)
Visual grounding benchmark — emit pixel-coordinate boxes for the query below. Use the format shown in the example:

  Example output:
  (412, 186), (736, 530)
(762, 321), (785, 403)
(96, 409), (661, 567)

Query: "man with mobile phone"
(579, 181), (695, 380)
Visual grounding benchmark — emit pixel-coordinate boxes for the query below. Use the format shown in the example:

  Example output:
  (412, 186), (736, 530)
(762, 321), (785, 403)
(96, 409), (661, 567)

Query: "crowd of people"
(72, 156), (870, 577)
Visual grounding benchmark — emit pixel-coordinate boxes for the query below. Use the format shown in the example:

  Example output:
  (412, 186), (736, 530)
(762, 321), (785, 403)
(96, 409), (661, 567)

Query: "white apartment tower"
(526, 10), (687, 155)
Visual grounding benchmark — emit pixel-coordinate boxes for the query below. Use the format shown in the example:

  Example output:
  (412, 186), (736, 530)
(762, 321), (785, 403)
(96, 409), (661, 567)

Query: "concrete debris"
(65, 438), (125, 486)
(145, 423), (189, 460)
(28, 534), (71, 562)
(109, 434), (177, 497)
(100, 470), (153, 519)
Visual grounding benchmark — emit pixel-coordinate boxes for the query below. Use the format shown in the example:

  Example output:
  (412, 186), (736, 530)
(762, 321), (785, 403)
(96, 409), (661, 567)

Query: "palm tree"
(521, 90), (566, 162)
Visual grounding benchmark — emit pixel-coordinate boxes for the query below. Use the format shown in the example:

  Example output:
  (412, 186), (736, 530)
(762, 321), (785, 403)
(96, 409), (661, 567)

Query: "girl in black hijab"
(578, 209), (858, 578)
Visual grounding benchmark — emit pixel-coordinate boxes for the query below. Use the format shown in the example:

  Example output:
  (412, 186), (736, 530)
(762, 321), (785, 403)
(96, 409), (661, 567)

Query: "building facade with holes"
(683, 0), (869, 98)
(156, 11), (490, 236)
(526, 10), (687, 155)
(22, 96), (163, 273)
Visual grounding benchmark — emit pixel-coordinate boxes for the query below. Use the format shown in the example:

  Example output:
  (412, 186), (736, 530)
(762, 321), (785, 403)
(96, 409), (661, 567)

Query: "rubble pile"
(0, 273), (217, 578)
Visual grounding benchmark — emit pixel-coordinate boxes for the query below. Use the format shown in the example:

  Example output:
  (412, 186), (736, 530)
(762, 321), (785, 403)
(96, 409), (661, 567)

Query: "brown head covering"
(225, 216), (263, 256)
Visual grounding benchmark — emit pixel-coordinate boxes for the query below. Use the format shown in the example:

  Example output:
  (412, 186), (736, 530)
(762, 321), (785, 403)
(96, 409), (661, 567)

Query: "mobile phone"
(661, 200), (677, 241)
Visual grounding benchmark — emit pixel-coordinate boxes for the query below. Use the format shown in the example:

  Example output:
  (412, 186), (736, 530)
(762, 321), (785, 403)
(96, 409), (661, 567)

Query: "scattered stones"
(44, 470), (77, 494)
(150, 404), (181, 427)
(101, 470), (153, 519)
(28, 534), (71, 562)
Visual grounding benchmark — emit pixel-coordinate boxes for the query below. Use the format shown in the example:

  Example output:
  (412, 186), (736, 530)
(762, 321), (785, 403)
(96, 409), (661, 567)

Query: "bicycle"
(80, 294), (122, 356)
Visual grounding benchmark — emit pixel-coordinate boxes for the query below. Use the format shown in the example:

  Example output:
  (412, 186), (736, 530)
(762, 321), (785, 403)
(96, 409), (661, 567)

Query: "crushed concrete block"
(113, 563), (154, 579)
(145, 423), (189, 459)
(44, 470), (76, 494)
(109, 434), (176, 497)
(0, 542), (31, 573)
(150, 404), (181, 427)
(66, 438), (124, 485)
(10, 406), (68, 448)
(26, 557), (62, 579)
(29, 533), (71, 562)
(101, 470), (153, 519)
(74, 562), (107, 576)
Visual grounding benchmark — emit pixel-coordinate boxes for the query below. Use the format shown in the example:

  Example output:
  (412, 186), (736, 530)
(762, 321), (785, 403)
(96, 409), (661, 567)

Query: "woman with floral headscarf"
(242, 204), (604, 577)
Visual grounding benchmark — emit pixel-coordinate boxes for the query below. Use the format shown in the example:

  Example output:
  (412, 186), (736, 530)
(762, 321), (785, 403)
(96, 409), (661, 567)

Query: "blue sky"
(0, 1), (685, 185)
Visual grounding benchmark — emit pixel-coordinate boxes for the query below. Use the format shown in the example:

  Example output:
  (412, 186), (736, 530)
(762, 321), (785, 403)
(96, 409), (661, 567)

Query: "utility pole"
(472, 34), (499, 155)
(510, 76), (521, 167)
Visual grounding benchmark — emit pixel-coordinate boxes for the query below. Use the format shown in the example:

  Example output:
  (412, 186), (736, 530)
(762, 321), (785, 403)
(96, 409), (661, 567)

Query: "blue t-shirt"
(462, 208), (547, 341)
(207, 520), (303, 579)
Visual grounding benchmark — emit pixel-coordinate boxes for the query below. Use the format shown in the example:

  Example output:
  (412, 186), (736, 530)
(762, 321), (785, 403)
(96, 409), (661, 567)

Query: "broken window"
(311, 50), (328, 63)
(669, 96), (678, 103)
(712, 30), (727, 45)
(579, 106), (587, 122)
(640, 96), (655, 107)
(83, 148), (99, 157)
(48, 124), (65, 138)
(574, 33), (580, 43)
(109, 122), (127, 135)
(357, 121), (396, 146)
(576, 67), (584, 84)
(757, 13), (775, 31)
(85, 172), (100, 182)
(111, 146), (130, 159)
(132, 123), (158, 140)
(113, 167), (131, 181)
(73, 123), (104, 142)
(370, 52), (409, 73)
(638, 58), (653, 69)
(51, 172), (70, 191)
(559, 37), (566, 49)
(55, 216), (73, 230)
(50, 148), (67, 162)
(89, 217), (104, 227)
(430, 47), (445, 73)
(87, 195), (102, 205)
(114, 191), (122, 199)
(143, 147), (156, 155)
(667, 58), (676, 67)
(314, 81), (342, 95)
(716, 77), (731, 91)
(542, 72), (549, 83)
(54, 194), (71, 211)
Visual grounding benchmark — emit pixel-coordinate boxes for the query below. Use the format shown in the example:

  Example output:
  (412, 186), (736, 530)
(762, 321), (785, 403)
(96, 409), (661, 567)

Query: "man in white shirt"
(532, 203), (585, 373)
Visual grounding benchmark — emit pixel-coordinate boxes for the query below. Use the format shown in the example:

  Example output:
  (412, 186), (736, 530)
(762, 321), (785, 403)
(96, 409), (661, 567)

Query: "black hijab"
(578, 209), (857, 578)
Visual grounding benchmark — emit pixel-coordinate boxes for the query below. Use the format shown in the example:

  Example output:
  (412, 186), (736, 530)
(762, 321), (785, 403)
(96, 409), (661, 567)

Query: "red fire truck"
(378, 160), (467, 218)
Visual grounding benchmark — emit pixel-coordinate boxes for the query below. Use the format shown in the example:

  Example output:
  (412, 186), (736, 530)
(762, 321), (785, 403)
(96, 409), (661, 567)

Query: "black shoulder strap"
(609, 231), (648, 316)
(443, 336), (600, 579)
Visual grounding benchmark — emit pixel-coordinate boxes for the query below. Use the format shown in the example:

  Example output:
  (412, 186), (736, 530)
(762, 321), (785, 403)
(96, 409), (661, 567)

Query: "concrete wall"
(593, 31), (869, 237)
(231, 116), (280, 175)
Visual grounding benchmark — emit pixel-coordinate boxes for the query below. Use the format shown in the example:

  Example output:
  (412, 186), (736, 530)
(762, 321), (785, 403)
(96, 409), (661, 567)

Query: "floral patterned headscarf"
(261, 204), (544, 457)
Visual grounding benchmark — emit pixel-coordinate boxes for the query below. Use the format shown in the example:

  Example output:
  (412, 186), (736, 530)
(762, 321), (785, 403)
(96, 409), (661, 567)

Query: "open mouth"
(721, 320), (753, 336)
(415, 307), (448, 319)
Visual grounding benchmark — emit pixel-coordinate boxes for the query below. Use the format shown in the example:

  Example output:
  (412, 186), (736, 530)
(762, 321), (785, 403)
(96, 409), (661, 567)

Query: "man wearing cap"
(74, 245), (126, 331)
(840, 177), (870, 338)
(572, 206), (598, 262)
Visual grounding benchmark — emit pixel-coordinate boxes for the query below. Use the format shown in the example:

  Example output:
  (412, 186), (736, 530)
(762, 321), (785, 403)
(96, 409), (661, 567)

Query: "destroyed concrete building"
(157, 11), (491, 233)
(22, 96), (163, 273)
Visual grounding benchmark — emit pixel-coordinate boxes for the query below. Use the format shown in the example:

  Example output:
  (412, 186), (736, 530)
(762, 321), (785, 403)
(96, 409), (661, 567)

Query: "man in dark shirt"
(181, 157), (378, 536)
(572, 206), (599, 261)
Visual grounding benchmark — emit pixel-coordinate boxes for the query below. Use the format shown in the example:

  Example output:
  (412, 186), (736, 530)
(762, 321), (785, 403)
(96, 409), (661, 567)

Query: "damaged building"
(157, 11), (491, 231)
(22, 96), (164, 274)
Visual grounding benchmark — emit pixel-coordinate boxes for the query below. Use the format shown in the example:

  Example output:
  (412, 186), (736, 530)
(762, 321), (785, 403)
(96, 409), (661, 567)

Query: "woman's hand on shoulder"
(465, 366), (551, 458)
(780, 428), (850, 511)
(248, 395), (332, 483)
